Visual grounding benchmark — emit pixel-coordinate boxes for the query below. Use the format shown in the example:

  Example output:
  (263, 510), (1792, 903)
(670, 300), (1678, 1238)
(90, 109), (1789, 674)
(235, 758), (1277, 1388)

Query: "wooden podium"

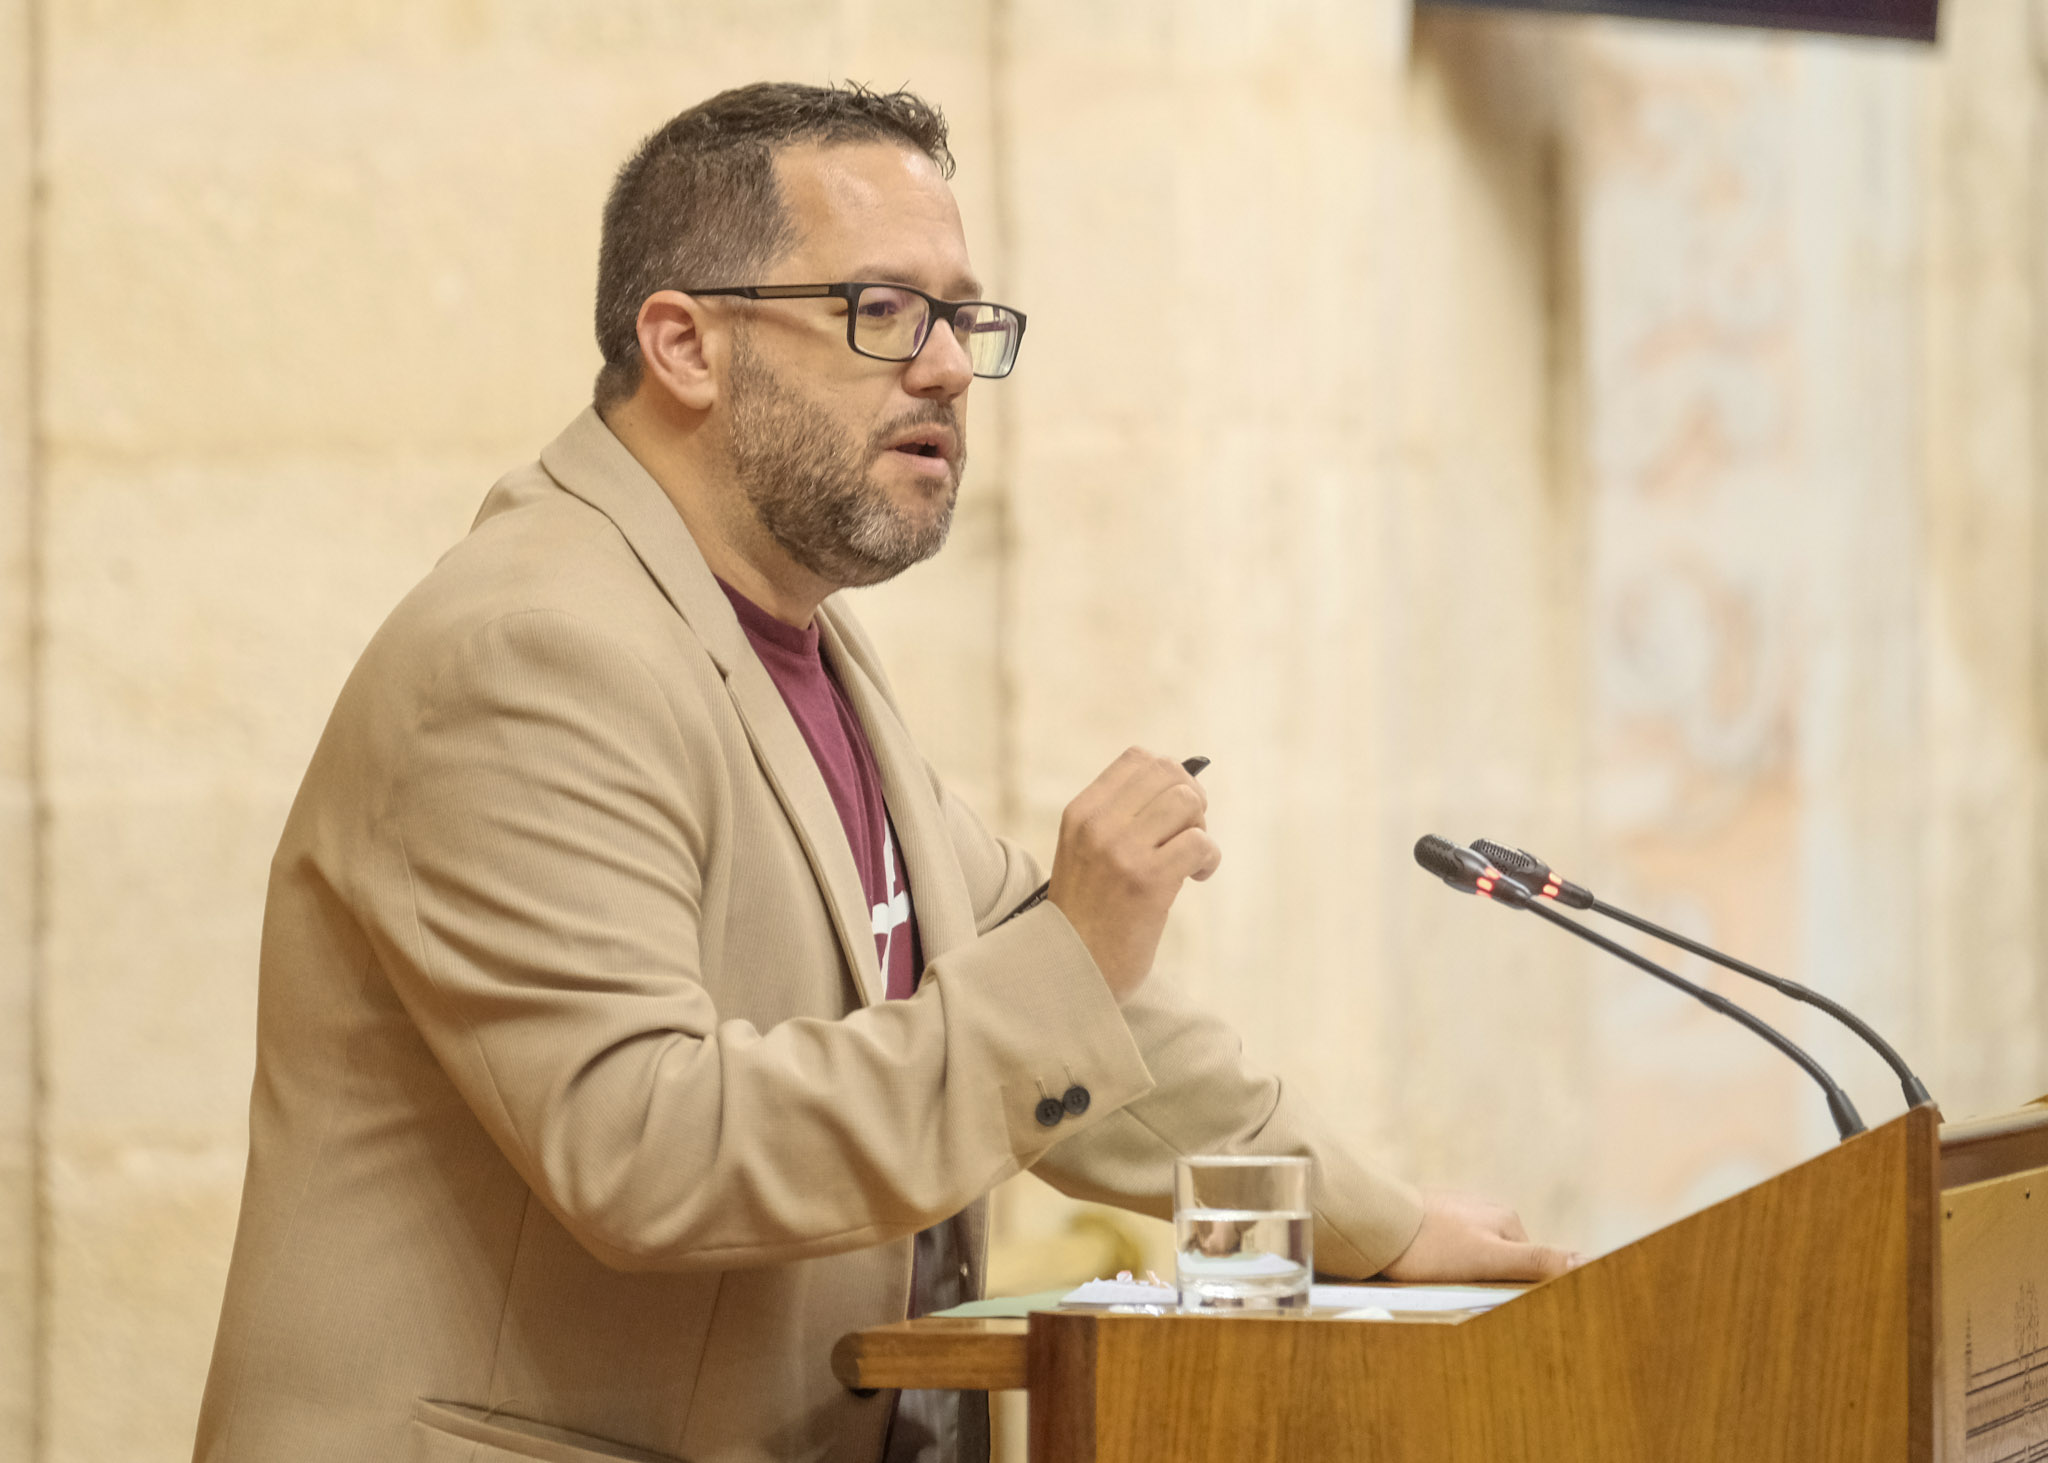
(835, 1101), (2048, 1462)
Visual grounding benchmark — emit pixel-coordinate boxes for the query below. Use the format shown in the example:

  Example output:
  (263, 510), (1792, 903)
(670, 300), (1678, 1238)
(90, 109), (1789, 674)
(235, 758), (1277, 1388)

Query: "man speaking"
(192, 82), (1571, 1463)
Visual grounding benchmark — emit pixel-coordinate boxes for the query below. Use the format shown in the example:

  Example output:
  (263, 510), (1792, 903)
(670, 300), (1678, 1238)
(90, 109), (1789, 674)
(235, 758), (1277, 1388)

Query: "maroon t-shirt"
(719, 581), (922, 999)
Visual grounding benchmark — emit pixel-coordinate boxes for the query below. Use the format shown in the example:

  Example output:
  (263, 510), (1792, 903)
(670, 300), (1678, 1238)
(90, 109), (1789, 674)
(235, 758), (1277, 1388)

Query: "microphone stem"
(1588, 899), (1934, 1112)
(1525, 902), (1867, 1141)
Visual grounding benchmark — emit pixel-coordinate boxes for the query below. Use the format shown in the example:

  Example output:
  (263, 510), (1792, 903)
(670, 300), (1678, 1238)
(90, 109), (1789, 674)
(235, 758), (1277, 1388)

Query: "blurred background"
(1, 0), (2043, 1458)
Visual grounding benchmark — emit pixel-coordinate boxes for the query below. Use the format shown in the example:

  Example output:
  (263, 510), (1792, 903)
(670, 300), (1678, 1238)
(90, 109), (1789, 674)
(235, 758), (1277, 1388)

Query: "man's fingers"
(1129, 779), (1207, 848)
(1067, 748), (1189, 833)
(1049, 747), (1216, 1002)
(1112, 754), (1201, 819)
(1067, 746), (1157, 822)
(1490, 1240), (1578, 1282)
(1431, 1191), (1529, 1245)
(1381, 1191), (1580, 1285)
(1161, 825), (1223, 882)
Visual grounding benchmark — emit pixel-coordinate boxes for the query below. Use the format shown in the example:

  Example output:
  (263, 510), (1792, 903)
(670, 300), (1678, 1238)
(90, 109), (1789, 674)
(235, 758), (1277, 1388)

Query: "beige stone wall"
(1918, 0), (2047, 1117)
(3, 2), (2046, 1460)
(3, 0), (40, 1456)
(1566, 0), (2047, 1236)
(982, 5), (1603, 1287)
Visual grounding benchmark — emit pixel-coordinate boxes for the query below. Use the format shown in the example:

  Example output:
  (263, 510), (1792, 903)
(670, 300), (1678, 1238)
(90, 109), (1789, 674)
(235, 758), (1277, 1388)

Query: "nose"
(903, 315), (973, 401)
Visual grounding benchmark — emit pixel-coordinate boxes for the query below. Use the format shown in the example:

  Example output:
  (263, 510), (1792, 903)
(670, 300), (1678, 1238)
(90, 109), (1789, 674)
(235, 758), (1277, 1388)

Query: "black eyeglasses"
(683, 281), (1027, 379)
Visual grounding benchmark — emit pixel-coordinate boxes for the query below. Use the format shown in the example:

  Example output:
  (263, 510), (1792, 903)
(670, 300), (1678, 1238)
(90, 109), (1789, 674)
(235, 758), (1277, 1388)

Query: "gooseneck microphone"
(1414, 836), (1868, 1142)
(1470, 839), (1934, 1112)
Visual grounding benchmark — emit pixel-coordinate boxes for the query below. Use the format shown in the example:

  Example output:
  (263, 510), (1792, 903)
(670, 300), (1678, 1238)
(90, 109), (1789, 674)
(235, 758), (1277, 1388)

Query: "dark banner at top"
(1414, 0), (1938, 42)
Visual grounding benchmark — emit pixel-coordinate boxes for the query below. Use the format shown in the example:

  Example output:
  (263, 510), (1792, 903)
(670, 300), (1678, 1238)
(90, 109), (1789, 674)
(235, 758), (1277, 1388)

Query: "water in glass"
(1175, 1206), (1313, 1310)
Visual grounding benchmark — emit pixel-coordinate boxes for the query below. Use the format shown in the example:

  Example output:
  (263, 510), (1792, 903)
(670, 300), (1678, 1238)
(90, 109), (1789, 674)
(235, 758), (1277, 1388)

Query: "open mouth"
(882, 421), (957, 468)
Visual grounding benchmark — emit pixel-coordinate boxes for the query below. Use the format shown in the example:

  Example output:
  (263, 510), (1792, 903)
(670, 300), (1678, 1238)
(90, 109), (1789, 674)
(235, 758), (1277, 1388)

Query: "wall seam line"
(989, 0), (1019, 835)
(2032, 0), (2048, 1085)
(26, 0), (48, 1455)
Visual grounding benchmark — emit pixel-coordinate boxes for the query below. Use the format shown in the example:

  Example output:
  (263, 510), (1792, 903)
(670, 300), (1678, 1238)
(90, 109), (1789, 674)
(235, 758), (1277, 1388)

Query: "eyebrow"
(847, 265), (987, 300)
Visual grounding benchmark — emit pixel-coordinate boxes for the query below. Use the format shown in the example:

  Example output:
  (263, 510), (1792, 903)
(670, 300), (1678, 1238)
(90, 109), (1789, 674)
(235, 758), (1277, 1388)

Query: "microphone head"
(1472, 839), (1541, 878)
(1414, 834), (1474, 883)
(1409, 836), (1490, 885)
(1416, 835), (1537, 908)
(1471, 837), (1597, 909)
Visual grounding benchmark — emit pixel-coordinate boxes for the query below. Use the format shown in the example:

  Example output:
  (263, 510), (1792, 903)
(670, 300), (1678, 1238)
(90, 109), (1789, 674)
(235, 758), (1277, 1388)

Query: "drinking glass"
(1173, 1155), (1313, 1312)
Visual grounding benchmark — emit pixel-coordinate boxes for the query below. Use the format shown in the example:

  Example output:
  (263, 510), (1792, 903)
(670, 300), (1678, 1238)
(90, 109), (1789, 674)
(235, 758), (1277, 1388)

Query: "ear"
(635, 291), (721, 412)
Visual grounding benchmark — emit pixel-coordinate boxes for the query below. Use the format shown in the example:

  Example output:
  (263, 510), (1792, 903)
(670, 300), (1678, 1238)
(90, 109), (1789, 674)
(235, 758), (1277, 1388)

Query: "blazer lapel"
(720, 659), (889, 1009)
(537, 409), (887, 1008)
(815, 608), (978, 964)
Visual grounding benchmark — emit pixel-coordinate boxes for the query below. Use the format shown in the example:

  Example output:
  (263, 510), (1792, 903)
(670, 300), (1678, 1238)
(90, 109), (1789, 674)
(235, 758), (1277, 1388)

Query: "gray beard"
(726, 336), (962, 589)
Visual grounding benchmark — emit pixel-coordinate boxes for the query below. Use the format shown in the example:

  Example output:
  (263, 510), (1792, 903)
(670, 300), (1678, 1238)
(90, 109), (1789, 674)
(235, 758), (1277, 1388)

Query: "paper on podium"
(1311, 1283), (1519, 1314)
(1058, 1277), (1520, 1313)
(1061, 1276), (1177, 1307)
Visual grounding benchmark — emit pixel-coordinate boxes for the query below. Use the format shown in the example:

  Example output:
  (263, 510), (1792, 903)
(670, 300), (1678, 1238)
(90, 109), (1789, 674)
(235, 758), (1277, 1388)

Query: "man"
(194, 82), (1571, 1463)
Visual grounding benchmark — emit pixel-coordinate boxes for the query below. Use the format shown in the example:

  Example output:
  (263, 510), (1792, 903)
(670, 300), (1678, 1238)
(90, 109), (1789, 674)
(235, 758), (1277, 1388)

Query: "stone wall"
(3, 0), (41, 1456)
(1, 2), (2043, 1460)
(1568, 1), (2047, 1233)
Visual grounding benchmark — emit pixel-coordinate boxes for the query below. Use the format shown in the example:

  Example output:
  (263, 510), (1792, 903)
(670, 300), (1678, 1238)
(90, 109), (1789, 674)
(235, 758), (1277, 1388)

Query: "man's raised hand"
(1047, 748), (1222, 1003)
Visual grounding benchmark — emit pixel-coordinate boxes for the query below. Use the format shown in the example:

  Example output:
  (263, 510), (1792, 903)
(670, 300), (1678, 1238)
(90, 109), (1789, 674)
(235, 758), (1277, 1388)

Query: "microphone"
(1471, 839), (1934, 1113)
(1413, 836), (1867, 1142)
(1413, 835), (1534, 907)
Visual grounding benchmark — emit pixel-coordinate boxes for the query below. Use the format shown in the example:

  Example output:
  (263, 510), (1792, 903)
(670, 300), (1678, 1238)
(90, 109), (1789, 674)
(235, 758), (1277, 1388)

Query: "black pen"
(997, 756), (1211, 926)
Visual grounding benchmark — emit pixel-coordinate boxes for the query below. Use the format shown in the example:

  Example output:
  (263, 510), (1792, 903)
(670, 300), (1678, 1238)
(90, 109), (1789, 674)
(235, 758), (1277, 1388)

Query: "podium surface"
(837, 1105), (2048, 1461)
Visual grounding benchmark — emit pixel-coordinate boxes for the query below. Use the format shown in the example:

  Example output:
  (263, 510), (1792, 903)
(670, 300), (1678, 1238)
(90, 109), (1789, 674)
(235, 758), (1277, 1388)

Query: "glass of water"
(1174, 1155), (1313, 1312)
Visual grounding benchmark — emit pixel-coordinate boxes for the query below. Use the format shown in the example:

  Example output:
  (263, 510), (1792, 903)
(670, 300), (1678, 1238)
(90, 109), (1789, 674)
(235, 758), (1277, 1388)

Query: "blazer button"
(1062, 1085), (1091, 1117)
(1035, 1096), (1066, 1128)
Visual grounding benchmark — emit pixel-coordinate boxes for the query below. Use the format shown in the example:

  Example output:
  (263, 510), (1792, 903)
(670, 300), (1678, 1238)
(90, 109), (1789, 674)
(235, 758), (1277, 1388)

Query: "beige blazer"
(192, 409), (1424, 1463)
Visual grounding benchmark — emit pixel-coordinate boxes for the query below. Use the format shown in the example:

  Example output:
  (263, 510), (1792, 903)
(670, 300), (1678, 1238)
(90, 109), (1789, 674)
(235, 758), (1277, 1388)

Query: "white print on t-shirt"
(871, 816), (912, 973)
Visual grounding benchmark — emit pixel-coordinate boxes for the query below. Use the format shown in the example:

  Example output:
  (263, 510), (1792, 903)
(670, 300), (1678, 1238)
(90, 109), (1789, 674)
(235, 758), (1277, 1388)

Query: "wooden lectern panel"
(1029, 1107), (1938, 1463)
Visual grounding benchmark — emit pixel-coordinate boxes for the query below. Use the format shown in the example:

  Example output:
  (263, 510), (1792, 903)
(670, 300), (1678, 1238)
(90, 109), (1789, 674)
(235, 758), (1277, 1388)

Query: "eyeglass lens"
(853, 285), (1021, 377)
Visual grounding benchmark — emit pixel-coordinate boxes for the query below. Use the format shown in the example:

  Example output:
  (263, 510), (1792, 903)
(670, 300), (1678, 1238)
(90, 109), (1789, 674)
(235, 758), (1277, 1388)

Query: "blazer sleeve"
(349, 607), (1156, 1274)
(932, 771), (1427, 1277)
(1026, 972), (1427, 1278)
(935, 776), (1050, 934)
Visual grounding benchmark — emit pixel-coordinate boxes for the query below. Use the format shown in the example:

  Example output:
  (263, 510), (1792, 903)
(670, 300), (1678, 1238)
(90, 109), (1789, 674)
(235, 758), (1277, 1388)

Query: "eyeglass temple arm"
(679, 285), (841, 301)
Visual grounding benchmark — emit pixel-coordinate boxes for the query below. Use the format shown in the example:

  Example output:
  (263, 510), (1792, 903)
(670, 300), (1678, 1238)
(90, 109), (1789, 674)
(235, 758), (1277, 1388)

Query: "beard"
(725, 333), (963, 589)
